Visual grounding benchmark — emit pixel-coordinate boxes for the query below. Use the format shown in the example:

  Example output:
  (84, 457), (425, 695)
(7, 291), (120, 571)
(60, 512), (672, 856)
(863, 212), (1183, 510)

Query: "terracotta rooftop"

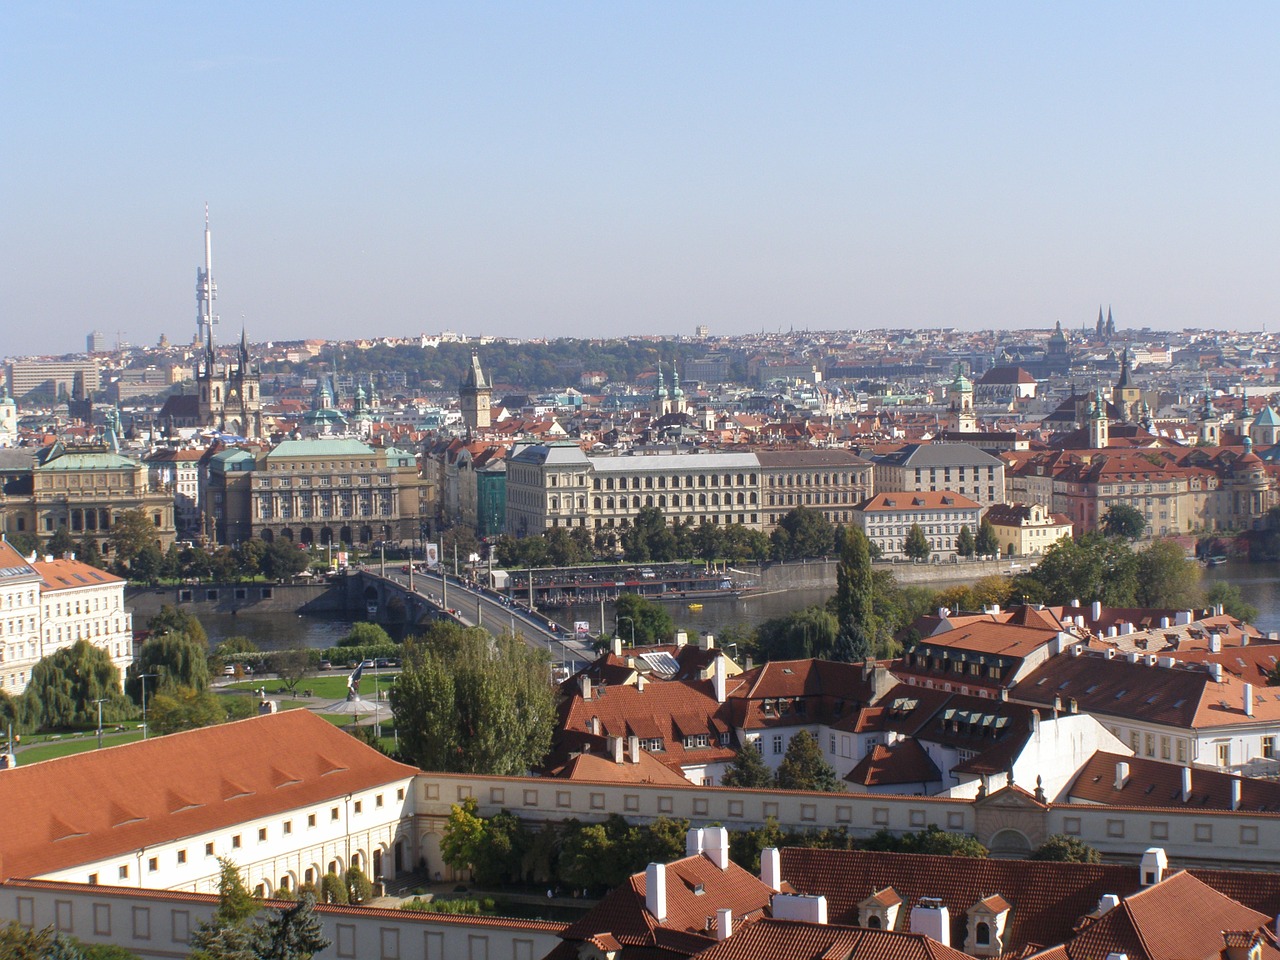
(0, 710), (418, 881)
(1067, 751), (1280, 812)
(688, 919), (974, 960)
(845, 741), (942, 788)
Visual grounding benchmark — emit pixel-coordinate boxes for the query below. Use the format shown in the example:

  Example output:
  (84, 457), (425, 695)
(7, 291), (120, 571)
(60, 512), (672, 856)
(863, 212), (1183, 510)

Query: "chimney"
(772, 894), (828, 925)
(1231, 778), (1242, 811)
(1097, 894), (1120, 915)
(1140, 848), (1168, 886)
(1114, 761), (1130, 790)
(1160, 617), (1170, 629)
(1210, 633), (1222, 653)
(628, 734), (640, 763)
(1091, 600), (1102, 621)
(716, 908), (732, 941)
(909, 898), (950, 947)
(686, 827), (705, 858)
(1181, 767), (1192, 802)
(701, 634), (716, 650)
(590, 716), (601, 735)
(937, 606), (951, 618)
(760, 847), (781, 892)
(579, 676), (592, 701)
(1244, 682), (1254, 717)
(1068, 697), (1078, 714)
(714, 656), (727, 704)
(703, 826), (730, 870)
(676, 631), (687, 648)
(1053, 694), (1062, 716)
(1000, 688), (1009, 702)
(612, 637), (623, 657)
(637, 675), (647, 693)
(610, 736), (623, 764)
(1211, 662), (1224, 682)
(1176, 610), (1193, 625)
(645, 863), (667, 921)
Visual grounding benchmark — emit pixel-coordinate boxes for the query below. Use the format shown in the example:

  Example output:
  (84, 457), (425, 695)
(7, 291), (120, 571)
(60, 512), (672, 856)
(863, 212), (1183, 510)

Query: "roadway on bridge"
(373, 567), (596, 673)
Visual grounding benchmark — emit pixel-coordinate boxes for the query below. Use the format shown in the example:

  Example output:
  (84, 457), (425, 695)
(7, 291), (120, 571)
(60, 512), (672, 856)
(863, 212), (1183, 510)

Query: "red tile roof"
(0, 710), (418, 881)
(845, 741), (941, 788)
(33, 557), (123, 591)
(688, 919), (973, 960)
(1067, 751), (1280, 811)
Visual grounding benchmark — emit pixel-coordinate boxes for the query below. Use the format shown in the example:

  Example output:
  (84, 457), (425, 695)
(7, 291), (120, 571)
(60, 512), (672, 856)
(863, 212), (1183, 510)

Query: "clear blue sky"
(2, 2), (1277, 355)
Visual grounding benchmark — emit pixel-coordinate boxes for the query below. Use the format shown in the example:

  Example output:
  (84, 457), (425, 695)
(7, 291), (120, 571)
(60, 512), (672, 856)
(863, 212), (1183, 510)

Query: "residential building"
(873, 443), (1006, 509)
(7, 359), (100, 400)
(982, 502), (1072, 556)
(144, 448), (205, 540)
(850, 491), (983, 560)
(755, 449), (874, 532)
(0, 540), (44, 695)
(34, 554), (131, 683)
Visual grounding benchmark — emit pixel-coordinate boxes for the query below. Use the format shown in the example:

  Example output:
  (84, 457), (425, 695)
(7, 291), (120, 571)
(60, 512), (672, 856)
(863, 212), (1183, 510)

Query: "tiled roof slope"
(1068, 751), (1280, 812)
(845, 741), (942, 788)
(689, 919), (973, 960)
(1062, 871), (1271, 960)
(0, 710), (418, 881)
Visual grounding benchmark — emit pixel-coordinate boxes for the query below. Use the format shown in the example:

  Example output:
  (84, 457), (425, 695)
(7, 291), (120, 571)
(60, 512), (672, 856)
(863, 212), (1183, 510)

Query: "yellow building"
(984, 502), (1073, 557)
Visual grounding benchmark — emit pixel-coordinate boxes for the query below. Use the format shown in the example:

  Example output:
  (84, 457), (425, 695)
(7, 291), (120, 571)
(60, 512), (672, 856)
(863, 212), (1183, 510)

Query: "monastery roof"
(32, 557), (122, 592)
(689, 919), (973, 960)
(0, 710), (418, 881)
(845, 740), (941, 787)
(1068, 751), (1280, 812)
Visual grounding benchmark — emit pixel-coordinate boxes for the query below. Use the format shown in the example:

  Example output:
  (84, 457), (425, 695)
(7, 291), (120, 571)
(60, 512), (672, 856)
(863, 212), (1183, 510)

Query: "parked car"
(318, 660), (332, 671)
(359, 660), (375, 669)
(223, 664), (236, 676)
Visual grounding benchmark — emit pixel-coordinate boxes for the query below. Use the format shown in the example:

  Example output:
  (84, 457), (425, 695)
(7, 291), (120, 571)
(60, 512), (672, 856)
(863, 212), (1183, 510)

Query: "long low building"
(504, 442), (872, 537)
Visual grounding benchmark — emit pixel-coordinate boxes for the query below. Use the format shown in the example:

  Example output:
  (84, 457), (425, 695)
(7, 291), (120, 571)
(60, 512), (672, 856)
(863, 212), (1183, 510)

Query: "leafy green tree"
(391, 626), (556, 775)
(344, 865), (373, 904)
(190, 859), (261, 960)
(613, 592), (674, 644)
(727, 818), (786, 872)
(319, 873), (348, 905)
(128, 543), (163, 583)
(339, 622), (392, 648)
(834, 527), (876, 660)
(1010, 534), (1139, 607)
(127, 631), (210, 700)
(903, 523), (931, 562)
(691, 522), (725, 562)
(955, 524), (975, 558)
(441, 798), (530, 885)
(1101, 504), (1146, 540)
(775, 730), (842, 792)
(0, 922), (142, 959)
(863, 824), (988, 857)
(755, 606), (839, 661)
(7, 533), (39, 557)
(235, 539), (269, 577)
(975, 518), (1000, 557)
(543, 528), (584, 567)
(255, 895), (329, 960)
(146, 686), (229, 735)
(1203, 581), (1259, 623)
(621, 506), (678, 562)
(1030, 834), (1102, 863)
(1134, 539), (1201, 608)
(720, 743), (774, 788)
(148, 605), (209, 648)
(270, 648), (313, 694)
(261, 540), (310, 580)
(46, 526), (76, 557)
(109, 507), (159, 568)
(769, 507), (836, 561)
(22, 641), (131, 729)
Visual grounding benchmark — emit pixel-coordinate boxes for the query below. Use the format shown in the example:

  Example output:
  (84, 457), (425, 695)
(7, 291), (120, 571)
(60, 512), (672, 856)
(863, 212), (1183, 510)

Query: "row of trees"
(721, 731), (842, 792)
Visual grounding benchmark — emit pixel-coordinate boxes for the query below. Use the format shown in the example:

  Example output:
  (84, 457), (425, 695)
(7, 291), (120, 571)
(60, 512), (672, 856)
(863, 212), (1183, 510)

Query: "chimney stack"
(645, 863), (667, 921)
(1210, 633), (1222, 653)
(716, 908), (732, 941)
(703, 826), (730, 870)
(771, 894), (828, 925)
(1231, 778), (1242, 811)
(610, 736), (623, 764)
(1091, 600), (1103, 622)
(1181, 766), (1192, 802)
(714, 655), (727, 704)
(1114, 761), (1130, 790)
(612, 637), (623, 657)
(701, 633), (716, 650)
(637, 675), (647, 693)
(909, 898), (950, 947)
(1244, 682), (1254, 717)
(579, 676), (592, 701)
(676, 631), (687, 648)
(628, 734), (640, 763)
(760, 847), (781, 892)
(686, 827), (705, 858)
(1140, 848), (1168, 886)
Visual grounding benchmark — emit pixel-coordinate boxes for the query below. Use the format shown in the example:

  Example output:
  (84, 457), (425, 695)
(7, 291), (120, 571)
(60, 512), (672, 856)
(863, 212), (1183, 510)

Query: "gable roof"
(689, 919), (973, 960)
(0, 710), (418, 881)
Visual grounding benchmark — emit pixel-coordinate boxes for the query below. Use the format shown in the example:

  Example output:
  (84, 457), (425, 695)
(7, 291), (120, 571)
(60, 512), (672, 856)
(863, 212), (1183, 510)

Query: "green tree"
(1011, 534), (1139, 607)
(75, 536), (104, 569)
(903, 523), (931, 562)
(190, 859), (261, 960)
(148, 605), (209, 648)
(235, 539), (269, 578)
(344, 865), (373, 904)
(621, 506), (678, 562)
(774, 730), (842, 792)
(255, 895), (329, 960)
(46, 526), (76, 557)
(127, 631), (210, 701)
(391, 626), (556, 775)
(955, 524), (975, 558)
(1101, 504), (1146, 540)
(1030, 834), (1102, 863)
(691, 522), (725, 562)
(864, 824), (988, 857)
(1134, 539), (1201, 608)
(22, 641), (131, 729)
(146, 686), (229, 735)
(755, 606), (839, 661)
(834, 527), (876, 660)
(261, 540), (310, 580)
(975, 518), (1000, 557)
(613, 592), (674, 644)
(440, 798), (529, 885)
(319, 873), (348, 905)
(1203, 581), (1259, 623)
(109, 507), (159, 568)
(270, 648), (313, 694)
(720, 743), (774, 788)
(770, 507), (836, 561)
(339, 622), (392, 648)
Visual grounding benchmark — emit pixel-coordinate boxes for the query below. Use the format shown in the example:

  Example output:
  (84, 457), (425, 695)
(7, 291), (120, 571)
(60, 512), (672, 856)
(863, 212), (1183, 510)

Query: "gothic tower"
(460, 350), (491, 431)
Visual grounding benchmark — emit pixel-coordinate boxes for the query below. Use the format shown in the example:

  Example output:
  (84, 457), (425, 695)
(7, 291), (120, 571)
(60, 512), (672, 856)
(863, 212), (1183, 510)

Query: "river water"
(186, 563), (1280, 650)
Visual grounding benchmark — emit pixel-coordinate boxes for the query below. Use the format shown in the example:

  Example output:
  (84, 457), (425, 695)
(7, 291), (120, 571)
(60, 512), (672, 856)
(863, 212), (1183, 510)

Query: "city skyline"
(3, 2), (1278, 355)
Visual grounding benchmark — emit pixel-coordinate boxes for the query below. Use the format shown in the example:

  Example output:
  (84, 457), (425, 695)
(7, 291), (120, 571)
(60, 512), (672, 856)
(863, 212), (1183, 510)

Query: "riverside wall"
(124, 578), (355, 619)
(747, 557), (1030, 594)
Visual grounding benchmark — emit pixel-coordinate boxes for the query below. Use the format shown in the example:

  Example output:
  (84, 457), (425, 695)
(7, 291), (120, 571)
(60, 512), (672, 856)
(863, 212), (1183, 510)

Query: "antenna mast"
(196, 203), (218, 348)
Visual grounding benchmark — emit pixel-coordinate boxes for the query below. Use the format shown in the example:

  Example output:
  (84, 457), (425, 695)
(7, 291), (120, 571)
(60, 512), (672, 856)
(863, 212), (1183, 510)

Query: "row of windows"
(592, 473), (757, 491)
(765, 472), (864, 487)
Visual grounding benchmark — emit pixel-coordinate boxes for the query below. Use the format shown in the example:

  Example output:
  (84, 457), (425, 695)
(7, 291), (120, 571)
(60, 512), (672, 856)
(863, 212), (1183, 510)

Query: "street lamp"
(92, 698), (107, 750)
(138, 674), (158, 740)
(616, 616), (635, 647)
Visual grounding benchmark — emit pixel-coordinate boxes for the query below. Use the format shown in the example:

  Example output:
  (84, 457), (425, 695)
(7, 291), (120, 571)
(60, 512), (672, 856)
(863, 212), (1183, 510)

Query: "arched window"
(975, 923), (991, 947)
(867, 915), (881, 929)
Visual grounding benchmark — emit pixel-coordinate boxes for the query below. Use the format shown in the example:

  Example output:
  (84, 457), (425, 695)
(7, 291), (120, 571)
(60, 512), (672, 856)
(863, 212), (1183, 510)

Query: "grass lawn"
(223, 674), (396, 700)
(20, 730), (146, 764)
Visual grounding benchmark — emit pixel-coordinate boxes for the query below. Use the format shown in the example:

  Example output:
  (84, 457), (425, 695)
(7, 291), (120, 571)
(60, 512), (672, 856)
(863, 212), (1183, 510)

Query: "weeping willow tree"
(22, 640), (131, 729)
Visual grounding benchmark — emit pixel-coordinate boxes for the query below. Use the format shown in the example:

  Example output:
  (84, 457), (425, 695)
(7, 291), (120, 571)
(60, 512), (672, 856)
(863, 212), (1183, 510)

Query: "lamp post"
(616, 616), (635, 647)
(138, 673), (158, 740)
(92, 698), (107, 749)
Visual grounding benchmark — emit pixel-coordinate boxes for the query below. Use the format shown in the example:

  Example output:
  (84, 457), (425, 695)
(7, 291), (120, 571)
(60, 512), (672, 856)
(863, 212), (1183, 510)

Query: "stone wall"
(125, 579), (352, 619)
(746, 557), (1030, 593)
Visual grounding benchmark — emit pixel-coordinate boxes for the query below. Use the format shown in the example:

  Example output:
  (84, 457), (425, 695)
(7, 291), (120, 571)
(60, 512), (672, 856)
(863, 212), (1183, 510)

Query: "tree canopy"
(613, 592), (674, 645)
(23, 640), (131, 729)
(1101, 504), (1147, 540)
(770, 507), (836, 561)
(774, 730), (842, 792)
(390, 624), (557, 775)
(126, 631), (210, 701)
(720, 743), (774, 789)
(903, 523), (931, 562)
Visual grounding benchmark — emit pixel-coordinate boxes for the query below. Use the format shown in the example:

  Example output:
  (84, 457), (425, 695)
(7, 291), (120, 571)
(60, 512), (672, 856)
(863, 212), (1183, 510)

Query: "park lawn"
(20, 730), (146, 764)
(224, 674), (396, 700)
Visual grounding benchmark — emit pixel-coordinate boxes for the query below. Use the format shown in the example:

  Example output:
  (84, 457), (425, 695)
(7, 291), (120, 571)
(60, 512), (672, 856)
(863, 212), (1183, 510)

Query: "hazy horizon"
(4, 3), (1278, 356)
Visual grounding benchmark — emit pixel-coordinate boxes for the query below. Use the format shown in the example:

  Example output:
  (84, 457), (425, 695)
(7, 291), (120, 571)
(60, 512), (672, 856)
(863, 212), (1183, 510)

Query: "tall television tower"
(195, 204), (218, 348)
